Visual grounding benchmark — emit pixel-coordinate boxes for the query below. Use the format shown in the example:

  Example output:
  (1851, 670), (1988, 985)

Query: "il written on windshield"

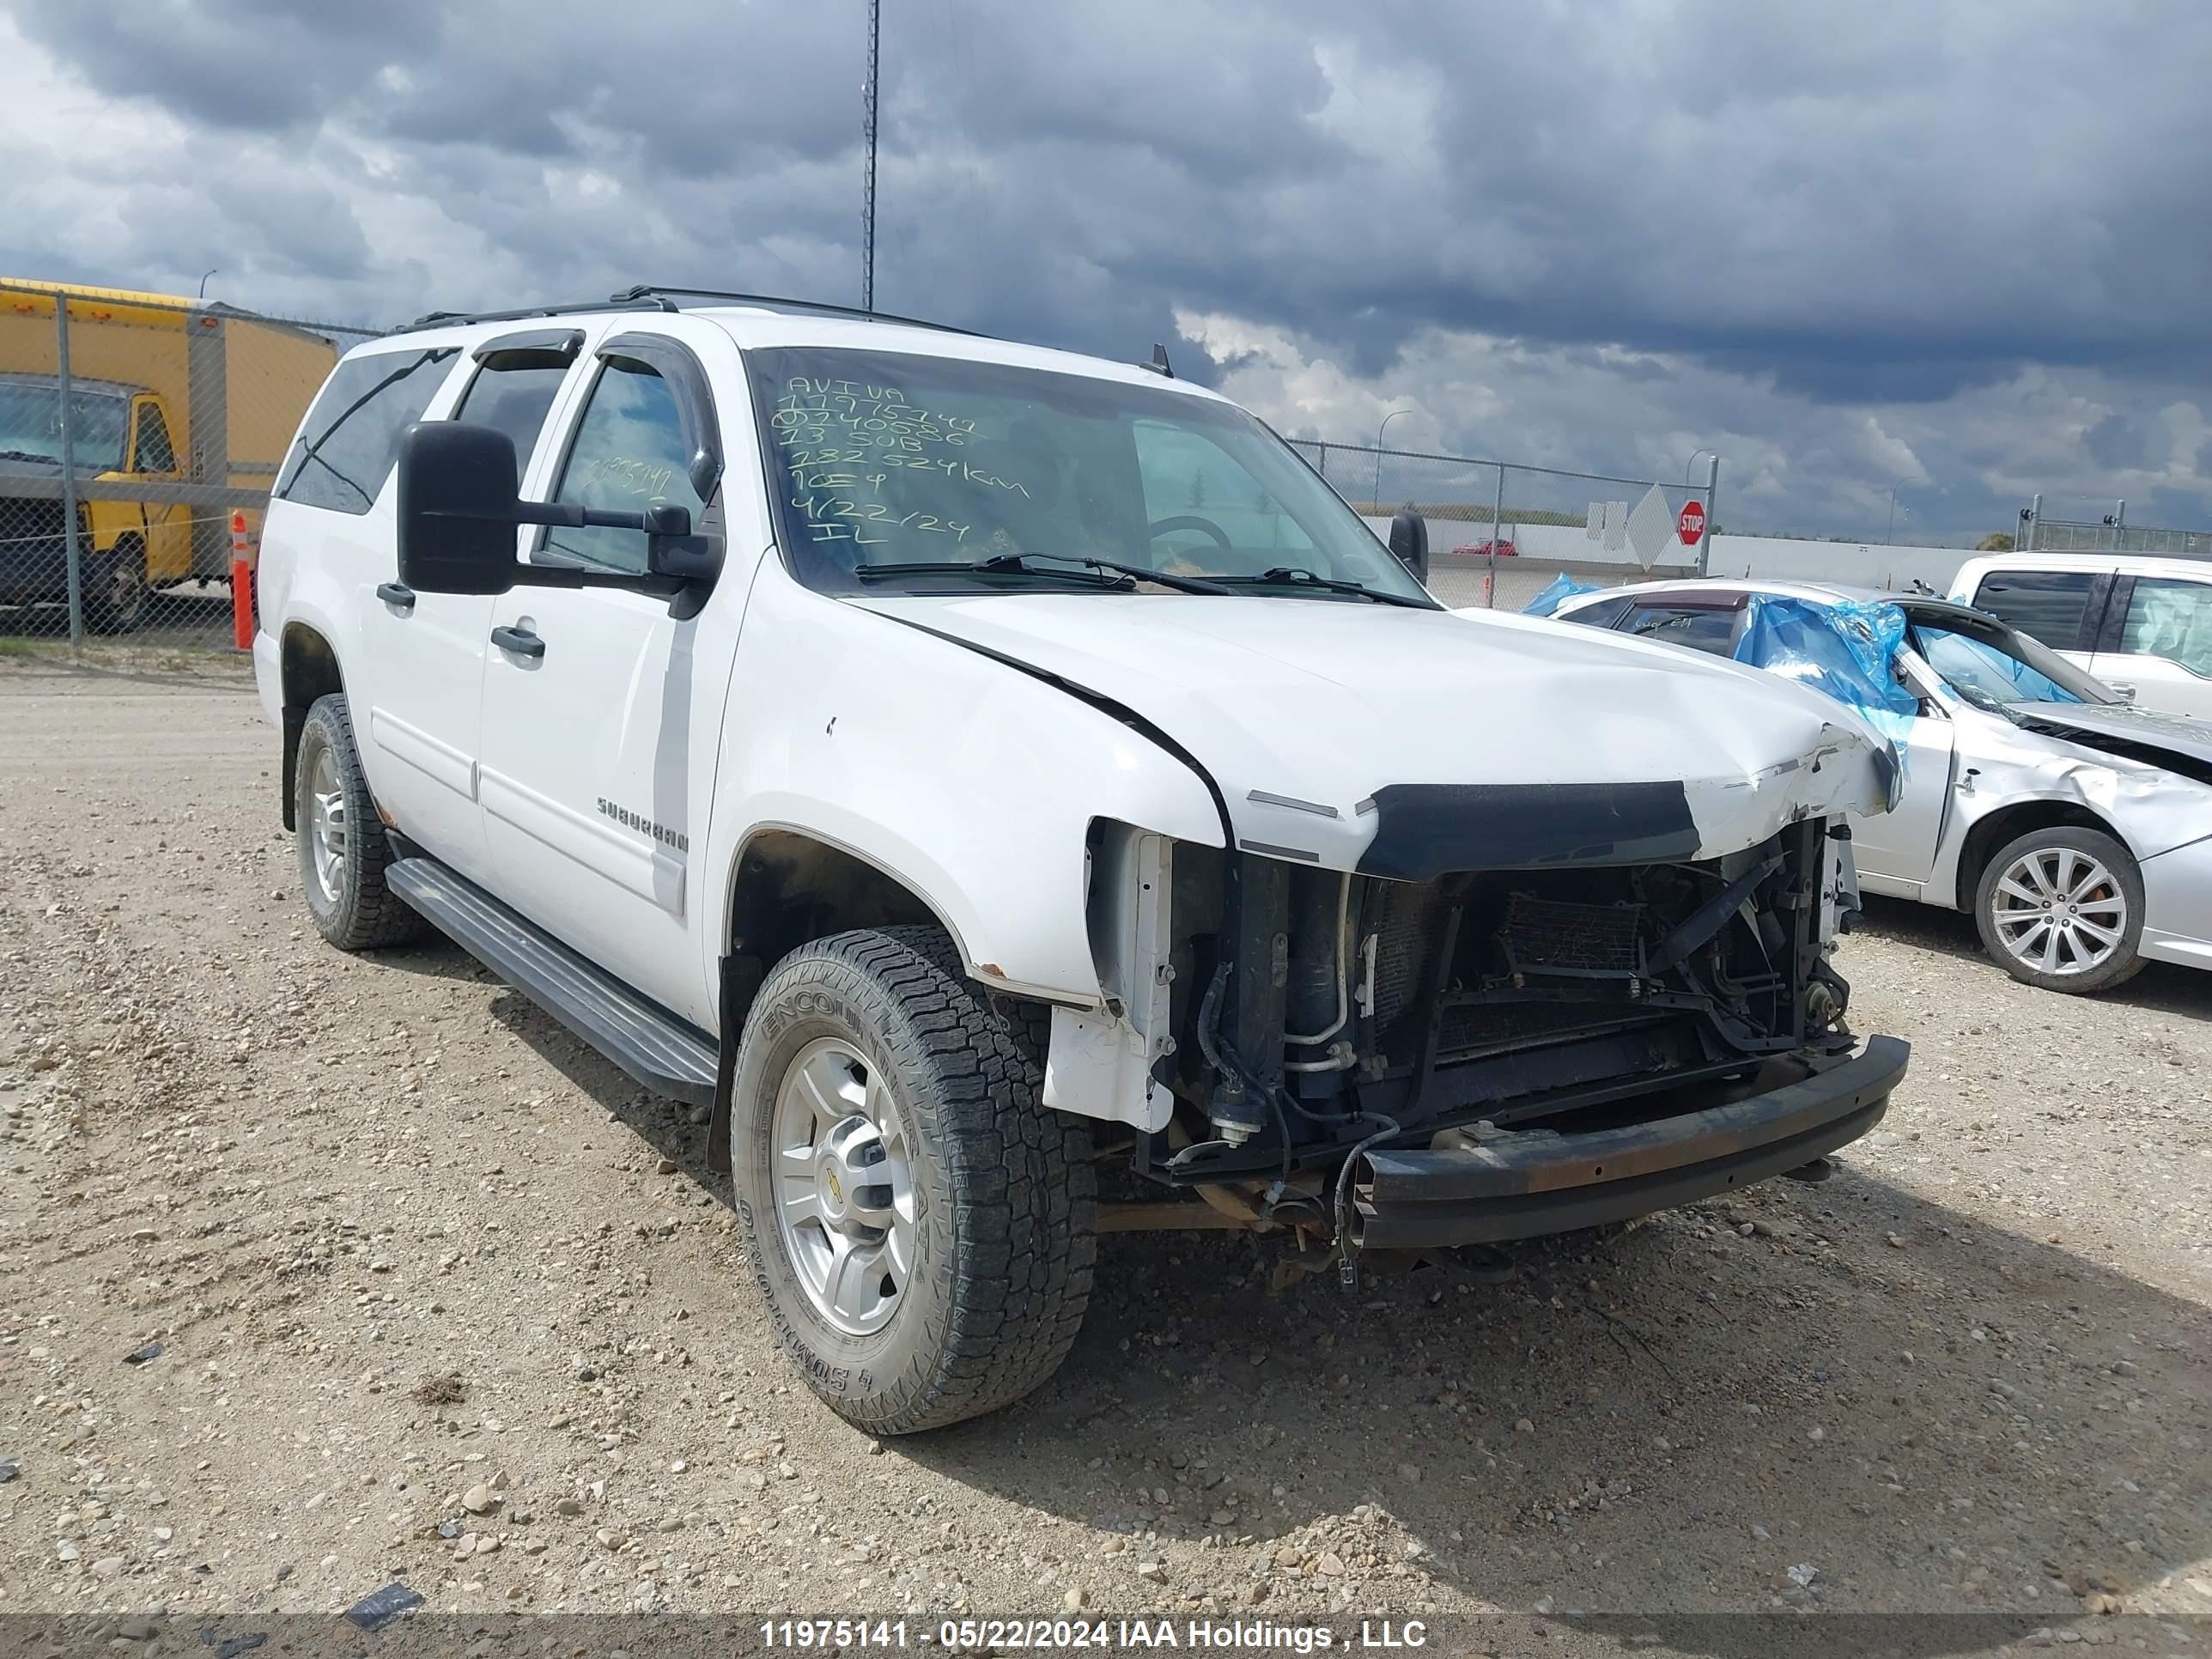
(746, 345), (1416, 598)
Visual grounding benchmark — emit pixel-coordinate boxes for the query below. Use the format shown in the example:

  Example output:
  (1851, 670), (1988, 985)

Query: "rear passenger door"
(269, 343), (465, 856)
(360, 331), (582, 881)
(2091, 574), (2212, 720)
(1961, 567), (2111, 674)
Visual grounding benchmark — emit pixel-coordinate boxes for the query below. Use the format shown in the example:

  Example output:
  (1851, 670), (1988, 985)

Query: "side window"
(453, 361), (570, 475)
(2116, 579), (2212, 678)
(1624, 603), (1739, 655)
(1970, 570), (2097, 650)
(543, 361), (704, 574)
(131, 402), (177, 472)
(276, 349), (458, 515)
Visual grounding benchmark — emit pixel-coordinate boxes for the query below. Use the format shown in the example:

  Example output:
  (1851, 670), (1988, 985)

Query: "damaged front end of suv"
(1063, 683), (1910, 1271)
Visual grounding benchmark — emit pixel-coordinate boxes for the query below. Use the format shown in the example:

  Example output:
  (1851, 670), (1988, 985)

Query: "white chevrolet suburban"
(253, 286), (1911, 1432)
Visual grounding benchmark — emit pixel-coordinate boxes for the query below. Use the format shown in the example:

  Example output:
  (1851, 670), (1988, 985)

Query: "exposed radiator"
(1501, 892), (1645, 978)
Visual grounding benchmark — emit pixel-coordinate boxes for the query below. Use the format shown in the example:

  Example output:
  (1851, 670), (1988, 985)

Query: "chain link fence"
(0, 281), (376, 649)
(2021, 495), (2211, 559)
(1290, 439), (1721, 611)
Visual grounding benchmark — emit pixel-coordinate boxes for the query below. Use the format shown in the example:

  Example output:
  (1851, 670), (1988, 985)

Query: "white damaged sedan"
(1545, 579), (2212, 994)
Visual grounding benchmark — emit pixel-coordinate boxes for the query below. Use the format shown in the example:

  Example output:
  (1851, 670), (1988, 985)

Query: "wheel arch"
(1953, 799), (2125, 912)
(278, 622), (346, 832)
(723, 826), (977, 1019)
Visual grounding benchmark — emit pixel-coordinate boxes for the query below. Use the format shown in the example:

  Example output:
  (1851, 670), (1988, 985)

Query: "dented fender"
(1926, 705), (2212, 906)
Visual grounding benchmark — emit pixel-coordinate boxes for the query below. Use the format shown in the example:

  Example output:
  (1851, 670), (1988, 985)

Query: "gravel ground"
(1, 656), (2208, 1654)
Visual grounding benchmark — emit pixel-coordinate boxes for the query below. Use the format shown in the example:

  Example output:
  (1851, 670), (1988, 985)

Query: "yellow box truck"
(0, 279), (342, 630)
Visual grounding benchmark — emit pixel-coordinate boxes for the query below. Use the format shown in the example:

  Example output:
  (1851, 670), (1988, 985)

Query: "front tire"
(295, 695), (426, 951)
(85, 538), (147, 635)
(733, 927), (1096, 1434)
(1974, 824), (2145, 994)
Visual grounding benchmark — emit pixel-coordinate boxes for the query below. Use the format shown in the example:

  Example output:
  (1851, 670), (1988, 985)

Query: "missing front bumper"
(1353, 1034), (1910, 1249)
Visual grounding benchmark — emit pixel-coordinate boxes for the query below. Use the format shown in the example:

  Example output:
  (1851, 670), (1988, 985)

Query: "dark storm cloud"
(21, 0), (2209, 392)
(8, 0), (2209, 538)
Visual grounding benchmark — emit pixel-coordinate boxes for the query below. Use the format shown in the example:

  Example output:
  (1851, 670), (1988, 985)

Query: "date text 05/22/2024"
(756, 1620), (1431, 1651)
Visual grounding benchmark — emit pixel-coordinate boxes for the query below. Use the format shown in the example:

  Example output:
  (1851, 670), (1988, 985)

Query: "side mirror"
(396, 420), (725, 598)
(642, 503), (723, 584)
(1389, 510), (1429, 584)
(396, 422), (524, 595)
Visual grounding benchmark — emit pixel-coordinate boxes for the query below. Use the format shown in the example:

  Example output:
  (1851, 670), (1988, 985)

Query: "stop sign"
(1677, 500), (1707, 544)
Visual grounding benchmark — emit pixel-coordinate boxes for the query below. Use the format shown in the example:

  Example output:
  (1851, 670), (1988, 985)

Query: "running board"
(386, 857), (719, 1107)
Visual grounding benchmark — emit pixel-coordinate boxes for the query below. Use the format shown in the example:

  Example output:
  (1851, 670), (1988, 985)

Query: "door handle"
(2107, 682), (2136, 701)
(490, 623), (545, 659)
(376, 581), (416, 613)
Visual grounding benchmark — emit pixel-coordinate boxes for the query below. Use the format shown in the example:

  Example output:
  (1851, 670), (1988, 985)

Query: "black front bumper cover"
(1355, 1034), (1910, 1249)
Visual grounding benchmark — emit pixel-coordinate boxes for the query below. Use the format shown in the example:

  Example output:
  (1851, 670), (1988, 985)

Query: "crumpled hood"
(2012, 702), (2212, 784)
(854, 593), (1897, 875)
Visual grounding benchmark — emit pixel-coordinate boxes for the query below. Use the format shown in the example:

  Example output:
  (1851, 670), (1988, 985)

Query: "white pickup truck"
(1948, 550), (2212, 721)
(252, 287), (1910, 1432)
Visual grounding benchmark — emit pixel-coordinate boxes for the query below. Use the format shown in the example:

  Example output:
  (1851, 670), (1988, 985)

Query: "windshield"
(748, 346), (1434, 604)
(0, 384), (129, 469)
(1909, 620), (2113, 713)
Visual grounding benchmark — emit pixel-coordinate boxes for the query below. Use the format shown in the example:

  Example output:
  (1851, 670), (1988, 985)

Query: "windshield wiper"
(853, 553), (1232, 596)
(853, 558), (1131, 590)
(988, 553), (1233, 594)
(0, 449), (64, 465)
(1199, 566), (1434, 609)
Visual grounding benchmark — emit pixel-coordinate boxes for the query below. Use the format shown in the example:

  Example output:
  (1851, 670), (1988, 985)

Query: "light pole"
(1373, 407), (1410, 510)
(198, 268), (218, 299)
(1887, 487), (1906, 545)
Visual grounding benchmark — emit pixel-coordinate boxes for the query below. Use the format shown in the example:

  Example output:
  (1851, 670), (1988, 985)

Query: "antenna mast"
(862, 0), (880, 313)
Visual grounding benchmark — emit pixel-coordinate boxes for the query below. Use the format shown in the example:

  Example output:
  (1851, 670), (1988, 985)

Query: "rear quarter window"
(276, 348), (459, 515)
(1558, 595), (1632, 629)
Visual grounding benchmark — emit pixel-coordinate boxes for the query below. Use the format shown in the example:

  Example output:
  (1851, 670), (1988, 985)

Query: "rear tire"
(295, 695), (426, 951)
(733, 926), (1096, 1434)
(85, 538), (147, 635)
(1973, 825), (2145, 994)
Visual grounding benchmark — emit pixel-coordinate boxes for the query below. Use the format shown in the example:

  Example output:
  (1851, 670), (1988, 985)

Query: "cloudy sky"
(4, 0), (2208, 544)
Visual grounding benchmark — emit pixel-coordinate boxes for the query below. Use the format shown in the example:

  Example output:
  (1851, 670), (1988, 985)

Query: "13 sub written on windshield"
(770, 379), (1030, 546)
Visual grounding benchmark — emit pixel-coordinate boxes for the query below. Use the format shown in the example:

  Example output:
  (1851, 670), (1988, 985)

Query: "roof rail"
(386, 286), (983, 339)
(608, 286), (986, 337)
(391, 293), (676, 336)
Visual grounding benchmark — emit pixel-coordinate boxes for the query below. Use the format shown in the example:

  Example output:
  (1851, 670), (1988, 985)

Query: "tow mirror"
(395, 422), (524, 595)
(395, 421), (723, 597)
(641, 503), (723, 583)
(1388, 510), (1429, 584)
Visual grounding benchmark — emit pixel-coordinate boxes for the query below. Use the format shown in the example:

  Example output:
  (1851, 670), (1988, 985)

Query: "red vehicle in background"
(1452, 538), (1517, 558)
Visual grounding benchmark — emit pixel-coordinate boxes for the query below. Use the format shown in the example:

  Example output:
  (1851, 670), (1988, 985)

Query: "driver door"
(471, 316), (758, 1029)
(125, 398), (191, 587)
